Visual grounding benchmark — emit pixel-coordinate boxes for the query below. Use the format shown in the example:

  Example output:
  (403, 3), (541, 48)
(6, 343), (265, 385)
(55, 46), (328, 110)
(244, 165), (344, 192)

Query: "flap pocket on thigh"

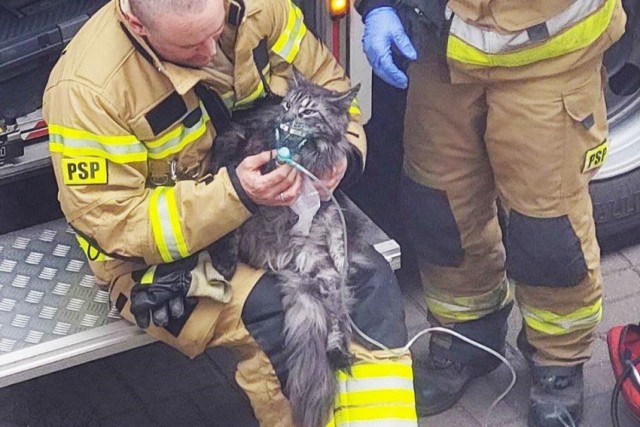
(561, 71), (601, 130)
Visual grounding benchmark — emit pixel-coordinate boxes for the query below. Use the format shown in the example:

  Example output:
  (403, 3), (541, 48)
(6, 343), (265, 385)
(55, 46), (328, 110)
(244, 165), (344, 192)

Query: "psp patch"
(582, 139), (608, 173)
(62, 157), (108, 185)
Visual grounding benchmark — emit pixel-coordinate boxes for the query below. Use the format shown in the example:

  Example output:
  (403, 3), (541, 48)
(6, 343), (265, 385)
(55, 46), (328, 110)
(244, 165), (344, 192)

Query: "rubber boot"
(414, 303), (513, 417)
(529, 364), (584, 427)
(413, 350), (502, 417)
(517, 330), (584, 427)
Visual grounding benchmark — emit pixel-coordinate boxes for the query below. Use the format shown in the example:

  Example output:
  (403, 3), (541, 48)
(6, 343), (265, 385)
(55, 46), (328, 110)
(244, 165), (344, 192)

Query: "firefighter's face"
(129, 0), (226, 68)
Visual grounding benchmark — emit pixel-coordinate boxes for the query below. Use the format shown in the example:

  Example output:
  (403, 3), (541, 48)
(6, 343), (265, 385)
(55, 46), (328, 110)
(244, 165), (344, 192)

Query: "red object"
(332, 19), (340, 60)
(607, 323), (640, 417)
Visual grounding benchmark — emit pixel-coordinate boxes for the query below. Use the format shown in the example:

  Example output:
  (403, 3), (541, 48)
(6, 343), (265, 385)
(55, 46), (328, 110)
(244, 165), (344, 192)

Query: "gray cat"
(209, 71), (369, 427)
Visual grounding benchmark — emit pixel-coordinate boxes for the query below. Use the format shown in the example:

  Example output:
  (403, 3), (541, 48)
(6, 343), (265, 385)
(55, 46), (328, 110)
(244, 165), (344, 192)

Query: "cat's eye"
(282, 101), (291, 111)
(299, 109), (316, 118)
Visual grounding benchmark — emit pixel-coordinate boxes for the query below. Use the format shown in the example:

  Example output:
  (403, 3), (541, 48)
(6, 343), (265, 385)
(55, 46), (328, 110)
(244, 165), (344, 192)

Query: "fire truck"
(0, 0), (638, 393)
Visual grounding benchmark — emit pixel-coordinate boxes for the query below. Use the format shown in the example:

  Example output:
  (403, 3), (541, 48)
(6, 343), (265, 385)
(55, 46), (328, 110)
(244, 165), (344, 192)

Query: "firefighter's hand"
(362, 7), (417, 89)
(236, 150), (302, 206)
(315, 156), (347, 201)
(129, 257), (197, 329)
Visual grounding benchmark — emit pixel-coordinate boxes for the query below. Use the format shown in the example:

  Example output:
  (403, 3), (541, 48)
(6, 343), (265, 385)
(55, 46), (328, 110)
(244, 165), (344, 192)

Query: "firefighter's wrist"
(357, 0), (397, 20)
(228, 165), (259, 214)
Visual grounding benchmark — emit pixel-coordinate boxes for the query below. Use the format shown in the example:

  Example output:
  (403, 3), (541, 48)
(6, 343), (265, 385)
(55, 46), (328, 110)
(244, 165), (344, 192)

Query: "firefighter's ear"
(123, 9), (149, 37)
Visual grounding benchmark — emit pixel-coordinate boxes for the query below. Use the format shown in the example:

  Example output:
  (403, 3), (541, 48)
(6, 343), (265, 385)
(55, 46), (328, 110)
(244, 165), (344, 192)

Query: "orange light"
(329, 0), (349, 20)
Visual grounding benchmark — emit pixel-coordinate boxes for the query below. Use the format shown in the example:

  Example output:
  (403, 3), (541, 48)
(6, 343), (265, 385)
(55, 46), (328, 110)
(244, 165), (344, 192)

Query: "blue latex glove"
(363, 7), (417, 89)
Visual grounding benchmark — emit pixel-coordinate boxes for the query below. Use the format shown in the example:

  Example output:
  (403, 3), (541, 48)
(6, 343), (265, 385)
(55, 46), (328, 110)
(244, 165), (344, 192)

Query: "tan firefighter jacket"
(43, 0), (366, 285)
(356, 0), (626, 81)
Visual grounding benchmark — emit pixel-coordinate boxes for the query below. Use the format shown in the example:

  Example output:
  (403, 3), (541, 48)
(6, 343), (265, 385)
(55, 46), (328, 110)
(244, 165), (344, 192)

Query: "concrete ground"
(0, 232), (639, 427)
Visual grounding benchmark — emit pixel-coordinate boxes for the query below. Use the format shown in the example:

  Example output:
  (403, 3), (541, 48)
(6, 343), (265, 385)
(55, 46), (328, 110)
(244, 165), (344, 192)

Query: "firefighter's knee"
(506, 210), (587, 287)
(349, 246), (408, 349)
(401, 175), (463, 267)
(241, 273), (289, 389)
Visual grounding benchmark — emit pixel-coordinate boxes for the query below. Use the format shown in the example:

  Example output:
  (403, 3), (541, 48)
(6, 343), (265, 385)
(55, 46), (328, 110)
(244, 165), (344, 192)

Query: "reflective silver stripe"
(146, 103), (210, 159)
(272, 1), (307, 63)
(520, 298), (602, 336)
(426, 276), (513, 322)
(337, 377), (414, 393)
(448, 0), (605, 54)
(49, 133), (147, 163)
(150, 187), (189, 262)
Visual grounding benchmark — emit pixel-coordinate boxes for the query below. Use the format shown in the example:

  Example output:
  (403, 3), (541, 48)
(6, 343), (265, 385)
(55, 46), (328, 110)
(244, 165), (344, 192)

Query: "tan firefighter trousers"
(402, 51), (608, 366)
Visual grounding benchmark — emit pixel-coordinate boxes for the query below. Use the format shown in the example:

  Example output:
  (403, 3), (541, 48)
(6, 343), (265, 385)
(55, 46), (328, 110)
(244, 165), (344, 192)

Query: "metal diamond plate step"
(0, 218), (118, 352)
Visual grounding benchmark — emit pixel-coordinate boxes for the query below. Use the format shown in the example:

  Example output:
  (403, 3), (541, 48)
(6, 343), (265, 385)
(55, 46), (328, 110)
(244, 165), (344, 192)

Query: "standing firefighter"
(356, 0), (626, 425)
(43, 0), (416, 425)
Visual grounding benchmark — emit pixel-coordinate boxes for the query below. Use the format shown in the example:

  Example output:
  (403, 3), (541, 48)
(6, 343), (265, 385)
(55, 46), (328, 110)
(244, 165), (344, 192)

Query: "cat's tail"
(281, 280), (336, 427)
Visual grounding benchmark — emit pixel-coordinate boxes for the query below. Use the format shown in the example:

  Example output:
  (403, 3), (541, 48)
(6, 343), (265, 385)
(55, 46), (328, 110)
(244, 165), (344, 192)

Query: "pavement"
(0, 231), (639, 427)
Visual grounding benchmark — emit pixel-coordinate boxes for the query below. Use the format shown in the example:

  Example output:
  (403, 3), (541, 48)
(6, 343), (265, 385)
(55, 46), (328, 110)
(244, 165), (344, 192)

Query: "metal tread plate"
(0, 218), (121, 354)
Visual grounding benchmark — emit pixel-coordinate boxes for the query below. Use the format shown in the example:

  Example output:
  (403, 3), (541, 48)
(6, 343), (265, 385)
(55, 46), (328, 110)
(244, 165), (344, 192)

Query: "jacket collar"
(116, 0), (258, 95)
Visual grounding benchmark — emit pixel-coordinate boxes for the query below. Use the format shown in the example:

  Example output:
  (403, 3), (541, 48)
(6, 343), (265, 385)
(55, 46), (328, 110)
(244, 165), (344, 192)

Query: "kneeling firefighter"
(356, 0), (627, 425)
(43, 0), (417, 425)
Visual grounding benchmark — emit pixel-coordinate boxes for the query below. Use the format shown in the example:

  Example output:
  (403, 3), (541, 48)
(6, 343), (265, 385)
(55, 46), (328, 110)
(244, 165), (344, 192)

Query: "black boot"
(413, 351), (502, 416)
(414, 303), (513, 417)
(528, 364), (584, 427)
(517, 329), (584, 427)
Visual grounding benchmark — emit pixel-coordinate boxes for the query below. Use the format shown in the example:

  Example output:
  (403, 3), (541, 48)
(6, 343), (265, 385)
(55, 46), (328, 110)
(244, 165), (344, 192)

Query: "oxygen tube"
(276, 146), (576, 427)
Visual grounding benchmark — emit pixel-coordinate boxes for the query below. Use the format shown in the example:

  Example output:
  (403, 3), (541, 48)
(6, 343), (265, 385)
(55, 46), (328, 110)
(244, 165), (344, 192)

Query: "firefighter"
(356, 0), (627, 425)
(43, 0), (417, 425)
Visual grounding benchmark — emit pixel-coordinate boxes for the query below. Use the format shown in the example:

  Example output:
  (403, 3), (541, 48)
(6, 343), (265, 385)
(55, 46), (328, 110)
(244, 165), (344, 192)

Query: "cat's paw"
(327, 347), (353, 372)
(211, 258), (237, 281)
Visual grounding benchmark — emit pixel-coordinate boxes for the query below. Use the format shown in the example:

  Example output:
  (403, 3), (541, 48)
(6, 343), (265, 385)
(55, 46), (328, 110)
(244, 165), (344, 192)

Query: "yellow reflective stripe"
(236, 80), (266, 108)
(75, 235), (112, 262)
(272, 1), (307, 63)
(329, 361), (417, 426)
(140, 265), (157, 285)
(446, 0), (615, 67)
(149, 186), (190, 262)
(221, 91), (236, 110)
(426, 277), (513, 322)
(236, 64), (271, 108)
(448, 0), (605, 54)
(337, 362), (413, 381)
(326, 418), (416, 427)
(48, 124), (147, 163)
(521, 298), (603, 336)
(349, 98), (361, 116)
(336, 388), (415, 408)
(334, 406), (417, 423)
(146, 103), (211, 159)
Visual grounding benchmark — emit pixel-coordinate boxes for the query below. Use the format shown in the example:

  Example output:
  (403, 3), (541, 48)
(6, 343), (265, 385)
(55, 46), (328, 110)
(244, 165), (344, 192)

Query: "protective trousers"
(402, 50), (607, 367)
(110, 245), (414, 426)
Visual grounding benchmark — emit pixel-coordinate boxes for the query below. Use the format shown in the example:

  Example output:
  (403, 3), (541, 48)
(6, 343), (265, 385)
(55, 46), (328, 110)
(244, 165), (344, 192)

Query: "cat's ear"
(331, 83), (361, 110)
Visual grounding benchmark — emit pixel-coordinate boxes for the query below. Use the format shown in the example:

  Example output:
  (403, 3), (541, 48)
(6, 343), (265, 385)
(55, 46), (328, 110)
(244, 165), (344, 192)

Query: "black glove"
(129, 255), (198, 329)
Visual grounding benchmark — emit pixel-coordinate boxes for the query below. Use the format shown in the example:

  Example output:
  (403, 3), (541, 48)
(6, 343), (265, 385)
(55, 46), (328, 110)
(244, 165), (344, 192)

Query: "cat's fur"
(209, 71), (370, 427)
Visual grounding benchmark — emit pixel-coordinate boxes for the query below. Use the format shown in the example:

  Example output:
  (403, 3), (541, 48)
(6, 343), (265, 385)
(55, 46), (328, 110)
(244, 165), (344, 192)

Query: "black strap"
(228, 0), (246, 26)
(71, 224), (145, 264)
(252, 38), (273, 98)
(194, 83), (233, 134)
(119, 22), (154, 65)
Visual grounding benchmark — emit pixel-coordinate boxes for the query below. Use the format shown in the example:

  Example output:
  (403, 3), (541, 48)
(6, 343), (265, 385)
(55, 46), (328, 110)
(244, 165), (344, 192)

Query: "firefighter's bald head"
(124, 0), (226, 68)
